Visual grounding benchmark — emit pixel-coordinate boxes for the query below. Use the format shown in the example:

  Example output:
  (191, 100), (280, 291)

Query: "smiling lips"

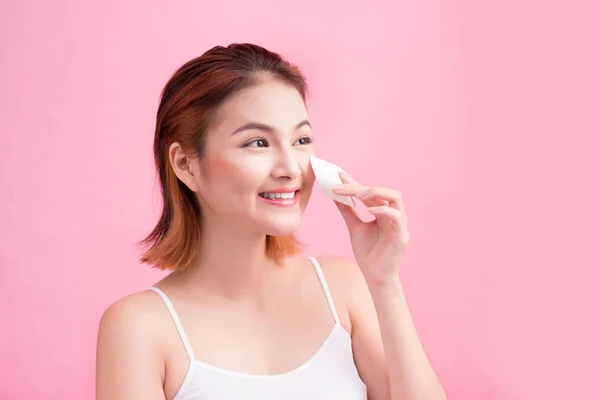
(258, 188), (300, 207)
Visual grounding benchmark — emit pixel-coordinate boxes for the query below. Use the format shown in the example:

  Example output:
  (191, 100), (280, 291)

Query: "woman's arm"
(96, 295), (166, 400)
(331, 172), (447, 400)
(345, 257), (446, 400)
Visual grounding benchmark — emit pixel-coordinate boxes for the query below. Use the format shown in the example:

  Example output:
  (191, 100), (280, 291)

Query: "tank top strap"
(148, 287), (195, 362)
(308, 257), (340, 324)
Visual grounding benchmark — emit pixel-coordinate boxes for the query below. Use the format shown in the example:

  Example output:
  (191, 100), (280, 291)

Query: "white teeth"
(260, 192), (296, 200)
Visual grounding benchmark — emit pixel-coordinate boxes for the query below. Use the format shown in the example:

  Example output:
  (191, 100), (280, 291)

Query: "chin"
(260, 215), (303, 237)
(265, 228), (300, 237)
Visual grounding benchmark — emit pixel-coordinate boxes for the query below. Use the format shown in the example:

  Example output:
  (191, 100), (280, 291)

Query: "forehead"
(210, 78), (308, 133)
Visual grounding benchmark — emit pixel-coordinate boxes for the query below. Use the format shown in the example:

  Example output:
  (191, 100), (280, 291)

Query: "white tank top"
(149, 257), (367, 400)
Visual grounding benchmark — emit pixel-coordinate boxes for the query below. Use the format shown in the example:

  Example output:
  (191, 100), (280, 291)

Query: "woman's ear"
(169, 142), (202, 192)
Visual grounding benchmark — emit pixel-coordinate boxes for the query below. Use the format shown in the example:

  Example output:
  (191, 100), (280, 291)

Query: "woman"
(96, 43), (446, 400)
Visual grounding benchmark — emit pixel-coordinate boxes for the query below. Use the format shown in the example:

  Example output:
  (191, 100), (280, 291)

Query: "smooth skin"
(96, 76), (446, 400)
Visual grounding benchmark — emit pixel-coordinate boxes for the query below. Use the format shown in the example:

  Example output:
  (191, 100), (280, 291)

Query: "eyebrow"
(231, 119), (311, 136)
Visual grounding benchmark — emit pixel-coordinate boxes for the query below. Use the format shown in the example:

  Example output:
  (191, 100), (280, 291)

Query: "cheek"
(300, 158), (316, 200)
(205, 155), (263, 193)
(300, 156), (316, 186)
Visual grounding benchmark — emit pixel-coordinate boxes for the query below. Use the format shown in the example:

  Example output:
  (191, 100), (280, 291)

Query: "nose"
(271, 147), (302, 181)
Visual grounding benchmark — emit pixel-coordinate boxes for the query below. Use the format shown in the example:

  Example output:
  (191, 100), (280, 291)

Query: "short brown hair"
(139, 43), (307, 271)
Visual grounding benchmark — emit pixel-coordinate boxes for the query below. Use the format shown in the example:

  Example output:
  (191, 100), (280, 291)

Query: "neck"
(178, 217), (282, 299)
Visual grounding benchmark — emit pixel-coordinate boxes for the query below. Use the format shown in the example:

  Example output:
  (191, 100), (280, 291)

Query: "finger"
(367, 206), (404, 225)
(332, 183), (368, 197)
(339, 170), (358, 184)
(334, 200), (362, 232)
(333, 185), (403, 210)
(333, 184), (386, 208)
(359, 187), (404, 212)
(367, 206), (409, 242)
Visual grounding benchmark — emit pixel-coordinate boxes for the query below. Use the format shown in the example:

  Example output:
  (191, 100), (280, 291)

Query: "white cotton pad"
(309, 156), (356, 207)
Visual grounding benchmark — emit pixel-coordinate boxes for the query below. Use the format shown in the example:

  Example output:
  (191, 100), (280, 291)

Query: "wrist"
(366, 276), (404, 297)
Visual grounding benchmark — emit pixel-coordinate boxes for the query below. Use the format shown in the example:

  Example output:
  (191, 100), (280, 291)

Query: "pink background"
(1, 0), (599, 398)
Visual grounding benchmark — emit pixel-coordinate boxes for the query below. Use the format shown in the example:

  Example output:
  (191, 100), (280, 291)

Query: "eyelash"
(244, 136), (314, 148)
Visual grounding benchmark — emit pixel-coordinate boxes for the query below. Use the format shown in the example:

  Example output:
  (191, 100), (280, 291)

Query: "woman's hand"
(332, 172), (409, 288)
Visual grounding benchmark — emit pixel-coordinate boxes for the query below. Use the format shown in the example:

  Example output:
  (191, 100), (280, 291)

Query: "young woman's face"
(195, 77), (316, 236)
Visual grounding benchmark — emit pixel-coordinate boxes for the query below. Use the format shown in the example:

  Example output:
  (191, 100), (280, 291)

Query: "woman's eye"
(245, 138), (268, 148)
(295, 136), (313, 146)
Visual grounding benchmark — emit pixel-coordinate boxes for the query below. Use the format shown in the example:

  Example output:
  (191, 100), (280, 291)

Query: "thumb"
(334, 200), (362, 232)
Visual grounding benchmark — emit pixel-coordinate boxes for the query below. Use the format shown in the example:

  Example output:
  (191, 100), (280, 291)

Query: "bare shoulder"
(314, 255), (367, 294)
(97, 289), (169, 362)
(96, 290), (167, 399)
(313, 256), (372, 331)
(98, 290), (166, 340)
